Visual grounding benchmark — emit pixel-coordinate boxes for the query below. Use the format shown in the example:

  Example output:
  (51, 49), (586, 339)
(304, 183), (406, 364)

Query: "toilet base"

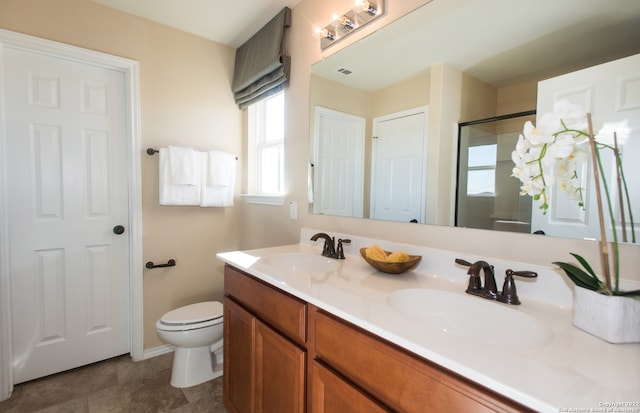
(170, 346), (215, 388)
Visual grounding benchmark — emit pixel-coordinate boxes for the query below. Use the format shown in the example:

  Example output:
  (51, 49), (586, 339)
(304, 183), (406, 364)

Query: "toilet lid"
(160, 301), (223, 325)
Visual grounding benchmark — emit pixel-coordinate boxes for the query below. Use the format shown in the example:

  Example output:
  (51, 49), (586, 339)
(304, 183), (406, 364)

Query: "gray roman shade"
(232, 7), (291, 109)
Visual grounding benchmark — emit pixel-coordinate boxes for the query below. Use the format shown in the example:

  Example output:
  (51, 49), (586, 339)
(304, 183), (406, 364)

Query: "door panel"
(4, 47), (130, 383)
(371, 110), (427, 223)
(313, 107), (365, 218)
(533, 54), (640, 241)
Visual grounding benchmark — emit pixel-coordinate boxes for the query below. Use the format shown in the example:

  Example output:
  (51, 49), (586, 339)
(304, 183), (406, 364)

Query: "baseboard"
(143, 344), (174, 360)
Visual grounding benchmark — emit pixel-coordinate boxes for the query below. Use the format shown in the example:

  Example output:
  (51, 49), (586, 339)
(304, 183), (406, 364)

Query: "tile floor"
(0, 352), (228, 412)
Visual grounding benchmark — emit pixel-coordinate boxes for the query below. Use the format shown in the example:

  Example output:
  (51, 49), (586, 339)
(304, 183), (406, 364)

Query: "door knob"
(113, 225), (125, 235)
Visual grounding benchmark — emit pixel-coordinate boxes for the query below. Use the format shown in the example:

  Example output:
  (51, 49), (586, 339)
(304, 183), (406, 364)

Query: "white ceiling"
(91, 0), (303, 48)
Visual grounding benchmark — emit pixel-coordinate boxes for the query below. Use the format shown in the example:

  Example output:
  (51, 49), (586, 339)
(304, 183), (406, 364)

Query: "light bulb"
(340, 16), (355, 30)
(321, 28), (336, 40)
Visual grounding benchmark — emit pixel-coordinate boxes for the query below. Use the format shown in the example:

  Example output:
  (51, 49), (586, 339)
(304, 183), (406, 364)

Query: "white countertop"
(216, 229), (640, 412)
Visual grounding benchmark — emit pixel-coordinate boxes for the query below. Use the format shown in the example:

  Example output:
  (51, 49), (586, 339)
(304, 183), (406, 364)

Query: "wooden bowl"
(359, 248), (422, 274)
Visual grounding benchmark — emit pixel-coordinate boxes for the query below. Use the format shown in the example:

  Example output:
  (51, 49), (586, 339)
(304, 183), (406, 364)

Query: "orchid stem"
(586, 113), (612, 291)
(613, 133), (627, 244)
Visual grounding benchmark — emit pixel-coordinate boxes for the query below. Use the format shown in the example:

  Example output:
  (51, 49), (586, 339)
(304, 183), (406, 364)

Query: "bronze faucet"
(455, 258), (537, 305)
(456, 258), (497, 300)
(310, 233), (350, 259)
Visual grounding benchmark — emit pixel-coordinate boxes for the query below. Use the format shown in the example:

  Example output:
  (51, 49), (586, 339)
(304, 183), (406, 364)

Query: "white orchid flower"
(512, 99), (592, 213)
(523, 120), (553, 145)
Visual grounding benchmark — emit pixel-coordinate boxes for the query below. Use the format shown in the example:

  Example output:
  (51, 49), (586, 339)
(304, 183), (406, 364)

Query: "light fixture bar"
(319, 0), (385, 50)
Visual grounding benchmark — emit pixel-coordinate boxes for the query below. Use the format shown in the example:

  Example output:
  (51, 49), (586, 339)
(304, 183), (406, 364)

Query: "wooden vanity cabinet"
(224, 266), (306, 413)
(224, 264), (534, 413)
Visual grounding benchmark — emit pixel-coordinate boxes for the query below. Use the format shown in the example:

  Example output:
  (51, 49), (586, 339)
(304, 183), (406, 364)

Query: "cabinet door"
(224, 297), (255, 413)
(310, 361), (389, 413)
(255, 320), (305, 413)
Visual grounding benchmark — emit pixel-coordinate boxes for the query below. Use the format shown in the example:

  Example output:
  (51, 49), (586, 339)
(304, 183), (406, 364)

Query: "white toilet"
(156, 301), (224, 388)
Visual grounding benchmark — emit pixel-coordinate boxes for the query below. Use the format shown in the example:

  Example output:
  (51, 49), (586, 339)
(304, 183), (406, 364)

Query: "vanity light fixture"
(318, 0), (385, 50)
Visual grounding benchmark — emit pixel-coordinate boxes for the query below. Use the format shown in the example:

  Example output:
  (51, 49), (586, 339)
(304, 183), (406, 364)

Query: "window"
(245, 92), (285, 204)
(466, 144), (496, 196)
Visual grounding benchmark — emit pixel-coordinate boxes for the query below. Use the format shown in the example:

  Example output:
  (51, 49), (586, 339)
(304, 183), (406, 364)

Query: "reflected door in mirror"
(370, 108), (428, 223)
(313, 107), (365, 217)
(533, 53), (640, 242)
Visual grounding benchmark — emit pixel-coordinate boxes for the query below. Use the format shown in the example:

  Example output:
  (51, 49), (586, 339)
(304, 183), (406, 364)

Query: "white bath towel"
(168, 145), (199, 185)
(201, 151), (235, 207)
(206, 150), (235, 187)
(159, 148), (202, 206)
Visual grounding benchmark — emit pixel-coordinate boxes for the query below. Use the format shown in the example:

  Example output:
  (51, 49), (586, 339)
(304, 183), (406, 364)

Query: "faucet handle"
(455, 258), (473, 267)
(511, 270), (538, 278)
(497, 269), (538, 305)
(336, 239), (351, 259)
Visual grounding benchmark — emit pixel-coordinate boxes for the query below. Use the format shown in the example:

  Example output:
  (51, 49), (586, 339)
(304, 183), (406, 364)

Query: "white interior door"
(533, 53), (640, 241)
(3, 46), (131, 383)
(313, 107), (365, 217)
(371, 108), (427, 223)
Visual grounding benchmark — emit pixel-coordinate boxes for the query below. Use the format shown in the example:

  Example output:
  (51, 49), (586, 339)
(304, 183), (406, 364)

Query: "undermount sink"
(260, 253), (340, 275)
(386, 289), (553, 348)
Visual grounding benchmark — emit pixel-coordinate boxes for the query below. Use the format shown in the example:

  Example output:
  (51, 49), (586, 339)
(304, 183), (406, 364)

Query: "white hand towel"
(159, 148), (202, 206)
(206, 150), (235, 187)
(201, 151), (235, 207)
(168, 145), (198, 185)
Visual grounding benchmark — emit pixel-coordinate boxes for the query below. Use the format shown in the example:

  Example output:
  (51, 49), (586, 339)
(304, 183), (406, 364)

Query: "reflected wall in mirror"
(308, 0), (640, 243)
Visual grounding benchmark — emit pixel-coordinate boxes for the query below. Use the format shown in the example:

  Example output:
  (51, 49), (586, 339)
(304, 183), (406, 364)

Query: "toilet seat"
(157, 301), (223, 332)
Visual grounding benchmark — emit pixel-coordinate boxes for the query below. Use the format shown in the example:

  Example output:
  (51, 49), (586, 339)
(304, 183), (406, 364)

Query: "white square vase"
(573, 285), (640, 344)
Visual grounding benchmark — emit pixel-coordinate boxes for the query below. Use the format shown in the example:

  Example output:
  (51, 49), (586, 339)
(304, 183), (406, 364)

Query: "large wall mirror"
(308, 0), (640, 243)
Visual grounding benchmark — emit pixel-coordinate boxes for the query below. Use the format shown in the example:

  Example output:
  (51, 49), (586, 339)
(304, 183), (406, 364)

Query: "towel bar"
(146, 259), (176, 269)
(146, 147), (237, 159)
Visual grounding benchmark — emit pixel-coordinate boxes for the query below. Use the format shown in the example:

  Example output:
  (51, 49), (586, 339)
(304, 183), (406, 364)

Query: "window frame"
(242, 92), (286, 205)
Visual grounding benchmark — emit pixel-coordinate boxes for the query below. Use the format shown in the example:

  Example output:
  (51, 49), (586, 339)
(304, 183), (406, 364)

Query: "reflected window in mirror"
(466, 144), (497, 196)
(456, 111), (536, 234)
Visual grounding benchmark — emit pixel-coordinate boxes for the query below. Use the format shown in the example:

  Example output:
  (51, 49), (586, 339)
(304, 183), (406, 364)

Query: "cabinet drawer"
(313, 310), (532, 413)
(224, 265), (307, 345)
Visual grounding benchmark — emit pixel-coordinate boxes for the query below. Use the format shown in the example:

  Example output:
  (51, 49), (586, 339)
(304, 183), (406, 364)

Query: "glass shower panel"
(456, 112), (536, 233)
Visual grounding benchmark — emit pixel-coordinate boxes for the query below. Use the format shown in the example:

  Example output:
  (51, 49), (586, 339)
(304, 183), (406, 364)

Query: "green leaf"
(553, 261), (600, 291)
(568, 253), (598, 279)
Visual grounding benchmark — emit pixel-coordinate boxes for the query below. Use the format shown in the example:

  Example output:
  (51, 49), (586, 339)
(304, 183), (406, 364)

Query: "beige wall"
(0, 0), (242, 349)
(460, 73), (497, 121)
(371, 72), (430, 117)
(497, 80), (538, 114)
